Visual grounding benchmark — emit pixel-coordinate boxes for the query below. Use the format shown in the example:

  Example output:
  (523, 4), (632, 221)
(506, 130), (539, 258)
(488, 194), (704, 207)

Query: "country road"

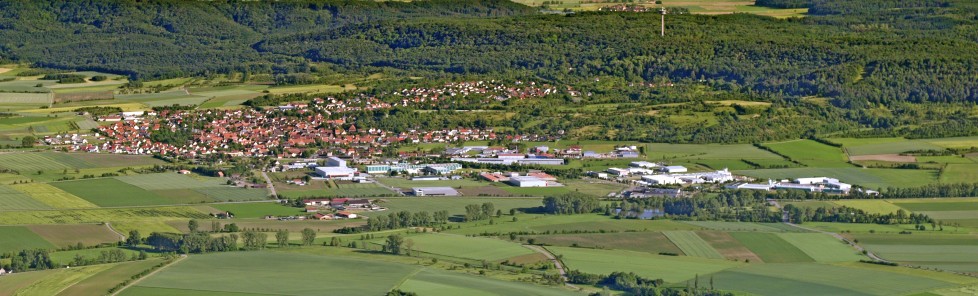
(523, 244), (578, 289)
(261, 171), (277, 197)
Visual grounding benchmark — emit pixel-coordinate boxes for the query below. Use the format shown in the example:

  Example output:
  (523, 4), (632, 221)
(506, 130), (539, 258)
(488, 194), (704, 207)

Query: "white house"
(662, 166), (688, 173)
(326, 156), (347, 167)
(630, 161), (659, 168)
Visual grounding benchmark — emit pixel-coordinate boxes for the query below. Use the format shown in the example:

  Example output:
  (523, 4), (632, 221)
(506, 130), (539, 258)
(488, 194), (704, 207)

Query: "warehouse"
(507, 176), (548, 187)
(412, 187), (460, 196)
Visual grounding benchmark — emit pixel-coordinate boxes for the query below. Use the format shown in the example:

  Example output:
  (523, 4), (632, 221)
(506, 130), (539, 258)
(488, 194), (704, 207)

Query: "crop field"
(523, 232), (684, 255)
(802, 222), (925, 234)
(831, 137), (943, 156)
(116, 173), (226, 190)
(863, 244), (978, 272)
(145, 96), (210, 107)
(940, 164), (978, 183)
(852, 233), (978, 246)
(644, 143), (782, 160)
(27, 224), (121, 247)
(892, 199), (978, 211)
(832, 200), (904, 215)
(0, 184), (52, 210)
(0, 152), (88, 171)
(278, 186), (394, 198)
(116, 90), (192, 101)
(679, 221), (805, 232)
(712, 263), (961, 296)
(56, 259), (163, 296)
(151, 189), (213, 204)
(265, 84), (351, 94)
(923, 136), (978, 149)
(52, 178), (172, 207)
(127, 251), (419, 296)
(663, 231), (725, 259)
(696, 231), (763, 262)
(0, 92), (52, 104)
(12, 183), (98, 209)
(397, 269), (576, 296)
(777, 233), (864, 262)
(0, 269), (60, 296)
(195, 187), (269, 202)
(8, 264), (115, 296)
(762, 140), (850, 167)
(730, 232), (813, 263)
(211, 202), (304, 218)
(736, 167), (939, 189)
(378, 197), (542, 217)
(695, 159), (757, 170)
(448, 214), (701, 236)
(64, 153), (165, 167)
(548, 246), (742, 283)
(0, 226), (56, 252)
(397, 233), (535, 261)
(0, 206), (209, 226)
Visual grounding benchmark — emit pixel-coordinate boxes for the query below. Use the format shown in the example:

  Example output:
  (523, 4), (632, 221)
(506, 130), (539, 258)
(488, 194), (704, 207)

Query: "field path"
(104, 222), (126, 240)
(261, 171), (277, 198)
(110, 256), (186, 296)
(523, 245), (577, 289)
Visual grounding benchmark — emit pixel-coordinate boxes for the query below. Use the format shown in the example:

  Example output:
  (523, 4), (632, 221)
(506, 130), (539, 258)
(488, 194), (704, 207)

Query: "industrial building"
(507, 176), (549, 187)
(412, 187), (460, 196)
(365, 163), (462, 174)
(315, 166), (357, 180)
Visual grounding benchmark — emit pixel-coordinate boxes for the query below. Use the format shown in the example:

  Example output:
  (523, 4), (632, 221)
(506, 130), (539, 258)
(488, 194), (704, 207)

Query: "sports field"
(730, 232), (813, 263)
(663, 231), (725, 259)
(548, 246), (742, 283)
(52, 178), (172, 207)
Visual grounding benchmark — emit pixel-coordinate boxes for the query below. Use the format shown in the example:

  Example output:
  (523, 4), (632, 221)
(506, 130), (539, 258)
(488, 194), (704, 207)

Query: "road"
(261, 171), (277, 197)
(523, 244), (578, 289)
(104, 222), (126, 240)
(110, 256), (186, 296)
(768, 199), (891, 263)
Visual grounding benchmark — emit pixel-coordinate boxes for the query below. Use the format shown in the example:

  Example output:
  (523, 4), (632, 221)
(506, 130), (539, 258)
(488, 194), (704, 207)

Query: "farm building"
(412, 187), (460, 196)
(303, 199), (331, 206)
(336, 211), (358, 219)
(662, 166), (688, 173)
(642, 175), (682, 185)
(315, 166), (357, 180)
(508, 176), (548, 187)
(527, 172), (557, 181)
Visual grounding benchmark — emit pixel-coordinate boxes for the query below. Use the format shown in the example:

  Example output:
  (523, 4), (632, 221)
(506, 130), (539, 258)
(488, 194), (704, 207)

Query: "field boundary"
(110, 256), (186, 296)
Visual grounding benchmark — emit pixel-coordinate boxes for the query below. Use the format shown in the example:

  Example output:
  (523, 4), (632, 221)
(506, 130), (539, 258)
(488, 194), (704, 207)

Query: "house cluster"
(302, 198), (376, 219)
(480, 171), (561, 187)
(726, 177), (856, 194)
(598, 4), (657, 13)
(43, 133), (89, 146)
(386, 80), (559, 105)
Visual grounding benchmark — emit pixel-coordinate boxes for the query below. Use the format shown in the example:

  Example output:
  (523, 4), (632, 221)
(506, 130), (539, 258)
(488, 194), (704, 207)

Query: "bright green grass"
(678, 221), (804, 232)
(116, 173), (227, 190)
(864, 245), (978, 263)
(11, 183), (98, 209)
(119, 286), (273, 296)
(645, 143), (782, 160)
(715, 263), (958, 296)
(116, 91), (192, 101)
(397, 268), (578, 296)
(0, 92), (52, 104)
(57, 259), (163, 296)
(712, 269), (869, 296)
(763, 140), (850, 167)
(378, 197), (542, 217)
(730, 232), (813, 263)
(560, 180), (629, 196)
(0, 226), (56, 252)
(396, 233), (535, 261)
(0, 152), (81, 171)
(894, 200), (978, 211)
(61, 153), (165, 168)
(193, 187), (270, 202)
(802, 222), (934, 234)
(51, 178), (172, 207)
(663, 231), (724, 259)
(211, 202), (304, 218)
(277, 187), (395, 198)
(777, 233), (865, 262)
(132, 251), (419, 296)
(695, 159), (756, 170)
(923, 136), (978, 149)
(523, 232), (683, 255)
(144, 96), (210, 107)
(940, 164), (978, 183)
(0, 184), (52, 210)
(852, 233), (978, 245)
(548, 246), (742, 283)
(833, 200), (904, 215)
(9, 264), (114, 296)
(151, 189), (213, 204)
(735, 167), (939, 189)
(844, 140), (943, 156)
(919, 210), (978, 220)
(916, 156), (976, 164)
(190, 89), (258, 97)
(446, 214), (700, 236)
(784, 200), (837, 209)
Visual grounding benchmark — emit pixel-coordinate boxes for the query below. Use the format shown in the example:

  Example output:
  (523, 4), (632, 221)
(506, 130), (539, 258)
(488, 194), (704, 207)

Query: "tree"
(21, 136), (36, 148)
(188, 219), (199, 232)
(385, 234), (404, 255)
(481, 202), (495, 218)
(125, 230), (142, 247)
(403, 239), (415, 256)
(301, 228), (316, 246)
(276, 230), (289, 248)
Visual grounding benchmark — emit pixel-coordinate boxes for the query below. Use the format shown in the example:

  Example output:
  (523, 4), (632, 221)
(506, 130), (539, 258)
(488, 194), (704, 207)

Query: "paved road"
(523, 244), (578, 289)
(768, 199), (890, 263)
(261, 171), (277, 197)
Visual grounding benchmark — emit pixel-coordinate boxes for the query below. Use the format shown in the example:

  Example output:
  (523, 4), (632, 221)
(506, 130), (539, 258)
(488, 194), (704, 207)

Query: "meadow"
(712, 263), (962, 296)
(52, 178), (172, 207)
(730, 232), (813, 263)
(829, 137), (943, 156)
(776, 233), (864, 262)
(0, 226), (56, 252)
(12, 183), (98, 209)
(548, 246), (742, 283)
(7, 264), (115, 296)
(523, 232), (684, 255)
(0, 184), (52, 210)
(210, 202), (304, 218)
(940, 164), (978, 183)
(394, 233), (536, 261)
(762, 140), (850, 167)
(26, 224), (121, 247)
(0, 206), (209, 227)
(446, 214), (701, 236)
(397, 268), (577, 296)
(663, 231), (725, 259)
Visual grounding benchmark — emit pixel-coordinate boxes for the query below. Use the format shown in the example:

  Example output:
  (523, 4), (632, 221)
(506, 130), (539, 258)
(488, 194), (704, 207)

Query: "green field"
(0, 269), (61, 296)
(62, 153), (165, 168)
(730, 232), (813, 263)
(0, 206), (209, 226)
(524, 232), (684, 255)
(116, 173), (227, 190)
(679, 221), (805, 232)
(940, 164), (978, 183)
(763, 140), (850, 167)
(713, 263), (961, 296)
(736, 167), (939, 189)
(211, 202), (304, 218)
(830, 137), (943, 156)
(27, 224), (121, 248)
(397, 269), (577, 296)
(923, 136), (978, 149)
(378, 197), (542, 217)
(52, 178), (172, 207)
(0, 226), (56, 252)
(777, 233), (864, 262)
(128, 251), (420, 296)
(0, 152), (94, 171)
(447, 214), (701, 236)
(548, 246), (742, 283)
(193, 187), (270, 202)
(0, 184), (52, 210)
(376, 177), (487, 189)
(864, 244), (978, 272)
(832, 200), (904, 215)
(6, 264), (115, 296)
(56, 259), (163, 296)
(893, 199), (978, 211)
(12, 183), (98, 209)
(663, 231), (725, 259)
(395, 233), (535, 261)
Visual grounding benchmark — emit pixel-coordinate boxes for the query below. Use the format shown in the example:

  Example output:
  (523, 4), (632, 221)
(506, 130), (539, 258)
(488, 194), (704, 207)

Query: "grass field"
(0, 152), (86, 171)
(892, 199), (978, 211)
(523, 232), (684, 255)
(663, 231), (725, 259)
(830, 137), (944, 156)
(736, 167), (939, 189)
(396, 233), (535, 261)
(713, 263), (960, 296)
(777, 233), (864, 262)
(548, 246), (742, 283)
(56, 259), (163, 296)
(0, 206), (209, 226)
(63, 153), (164, 167)
(52, 178), (172, 207)
(128, 251), (419, 296)
(210, 202), (304, 218)
(552, 180), (627, 197)
(762, 140), (850, 167)
(12, 183), (98, 209)
(397, 268), (577, 296)
(730, 232), (813, 263)
(27, 224), (121, 247)
(0, 269), (60, 296)
(864, 244), (978, 272)
(378, 197), (542, 217)
(645, 143), (782, 161)
(832, 200), (904, 215)
(0, 92), (52, 104)
(678, 221), (805, 232)
(375, 177), (487, 189)
(446, 214), (701, 236)
(940, 164), (978, 183)
(0, 226), (56, 252)
(193, 187), (270, 202)
(116, 173), (227, 190)
(0, 184), (52, 210)
(8, 264), (115, 296)
(923, 136), (978, 149)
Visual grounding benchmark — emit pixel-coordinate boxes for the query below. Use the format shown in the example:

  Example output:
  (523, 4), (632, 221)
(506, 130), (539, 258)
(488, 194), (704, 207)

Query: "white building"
(326, 157), (347, 167)
(642, 175), (683, 185)
(662, 166), (688, 173)
(508, 176), (548, 187)
(413, 187), (460, 196)
(630, 161), (659, 168)
(315, 166), (356, 180)
(607, 167), (630, 177)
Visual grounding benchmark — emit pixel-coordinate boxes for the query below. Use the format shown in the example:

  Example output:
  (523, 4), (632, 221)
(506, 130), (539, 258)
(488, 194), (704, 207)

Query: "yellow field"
(21, 102), (147, 113)
(10, 264), (113, 296)
(832, 200), (905, 215)
(111, 220), (181, 235)
(12, 183), (98, 209)
(265, 84), (355, 95)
